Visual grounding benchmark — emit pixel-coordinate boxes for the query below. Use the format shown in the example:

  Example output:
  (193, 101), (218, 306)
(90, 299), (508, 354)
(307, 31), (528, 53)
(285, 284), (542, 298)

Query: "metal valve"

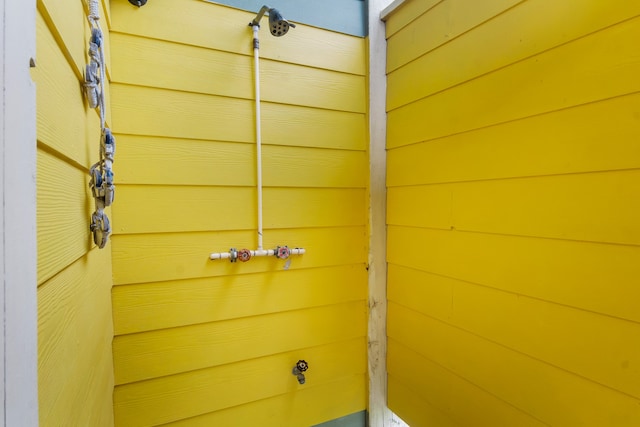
(238, 249), (252, 262)
(292, 359), (308, 385)
(275, 245), (291, 260)
(295, 360), (308, 372)
(229, 248), (239, 263)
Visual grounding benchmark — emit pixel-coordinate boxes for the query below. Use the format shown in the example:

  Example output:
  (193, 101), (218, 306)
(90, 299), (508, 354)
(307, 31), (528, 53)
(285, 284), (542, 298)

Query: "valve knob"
(275, 246), (291, 260)
(295, 360), (308, 372)
(238, 249), (252, 262)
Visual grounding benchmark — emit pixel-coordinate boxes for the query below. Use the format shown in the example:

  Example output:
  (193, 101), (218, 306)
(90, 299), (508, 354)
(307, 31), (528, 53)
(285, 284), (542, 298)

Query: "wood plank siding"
(384, 0), (640, 426)
(109, 0), (368, 425)
(34, 0), (115, 425)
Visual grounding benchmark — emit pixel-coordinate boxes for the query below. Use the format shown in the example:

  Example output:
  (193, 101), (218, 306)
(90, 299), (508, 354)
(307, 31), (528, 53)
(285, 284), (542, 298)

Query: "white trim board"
(367, 0), (392, 426)
(1, 0), (38, 425)
(380, 0), (407, 20)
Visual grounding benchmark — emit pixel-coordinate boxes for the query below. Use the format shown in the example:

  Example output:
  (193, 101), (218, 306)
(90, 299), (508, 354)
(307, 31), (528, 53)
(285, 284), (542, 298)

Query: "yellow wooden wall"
(385, 0), (640, 425)
(109, 1), (368, 425)
(34, 0), (115, 425)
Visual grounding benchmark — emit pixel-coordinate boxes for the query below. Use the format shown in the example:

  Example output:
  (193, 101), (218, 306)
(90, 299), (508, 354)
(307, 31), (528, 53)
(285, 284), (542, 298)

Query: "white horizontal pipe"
(210, 247), (305, 261)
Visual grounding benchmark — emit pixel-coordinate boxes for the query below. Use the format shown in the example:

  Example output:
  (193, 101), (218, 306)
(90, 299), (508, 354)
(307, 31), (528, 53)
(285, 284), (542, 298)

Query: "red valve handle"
(238, 249), (252, 262)
(276, 246), (291, 260)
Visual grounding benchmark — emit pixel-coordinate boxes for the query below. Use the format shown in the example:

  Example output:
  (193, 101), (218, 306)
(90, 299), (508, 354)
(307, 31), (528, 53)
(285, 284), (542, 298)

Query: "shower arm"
(250, 5), (271, 27)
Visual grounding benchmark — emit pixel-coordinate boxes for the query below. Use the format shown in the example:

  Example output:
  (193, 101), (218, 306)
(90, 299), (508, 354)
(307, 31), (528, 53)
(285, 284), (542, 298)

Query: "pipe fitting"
(292, 360), (308, 384)
(238, 249), (252, 262)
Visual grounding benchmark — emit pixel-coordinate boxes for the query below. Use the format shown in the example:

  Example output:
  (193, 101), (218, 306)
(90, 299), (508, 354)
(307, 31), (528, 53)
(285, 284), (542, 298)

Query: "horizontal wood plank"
(114, 135), (255, 186)
(386, 0), (523, 72)
(388, 0), (640, 110)
(113, 301), (366, 384)
(389, 264), (640, 400)
(112, 185), (257, 234)
(388, 303), (640, 426)
(387, 375), (458, 427)
(111, 85), (366, 149)
(261, 103), (366, 150)
(35, 13), (101, 167)
(110, 84), (254, 142)
(37, 0), (87, 77)
(37, 149), (95, 285)
(388, 265), (454, 323)
(389, 340), (546, 426)
(258, 59), (365, 112)
(388, 169), (640, 245)
(114, 338), (366, 426)
(263, 145), (368, 188)
(387, 15), (640, 147)
(113, 185), (365, 233)
(384, 0), (442, 37)
(110, 0), (366, 75)
(388, 226), (640, 323)
(38, 248), (114, 426)
(111, 33), (365, 112)
(111, 31), (253, 99)
(112, 264), (367, 335)
(264, 187), (366, 229)
(164, 374), (366, 427)
(387, 184), (452, 231)
(387, 93), (640, 186)
(115, 136), (367, 187)
(112, 226), (367, 285)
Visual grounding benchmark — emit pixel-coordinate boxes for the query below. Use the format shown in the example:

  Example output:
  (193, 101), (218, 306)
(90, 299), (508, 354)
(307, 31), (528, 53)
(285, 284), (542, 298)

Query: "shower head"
(268, 8), (295, 36)
(250, 5), (296, 36)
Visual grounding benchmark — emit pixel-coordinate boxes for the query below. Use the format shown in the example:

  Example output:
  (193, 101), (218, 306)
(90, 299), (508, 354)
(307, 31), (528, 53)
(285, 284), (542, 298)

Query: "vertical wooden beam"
(1, 0), (38, 424)
(367, 0), (392, 426)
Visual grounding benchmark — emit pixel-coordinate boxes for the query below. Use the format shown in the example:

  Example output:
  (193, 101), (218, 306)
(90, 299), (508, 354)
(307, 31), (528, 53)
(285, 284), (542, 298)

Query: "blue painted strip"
(208, 0), (367, 36)
(312, 411), (367, 427)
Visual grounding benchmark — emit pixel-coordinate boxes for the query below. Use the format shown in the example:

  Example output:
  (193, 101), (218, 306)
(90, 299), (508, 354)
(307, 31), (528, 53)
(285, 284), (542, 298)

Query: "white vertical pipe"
(252, 24), (264, 250)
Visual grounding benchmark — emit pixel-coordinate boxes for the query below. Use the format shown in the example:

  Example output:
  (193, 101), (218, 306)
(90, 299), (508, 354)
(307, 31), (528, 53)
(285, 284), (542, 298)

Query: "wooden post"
(368, 0), (392, 425)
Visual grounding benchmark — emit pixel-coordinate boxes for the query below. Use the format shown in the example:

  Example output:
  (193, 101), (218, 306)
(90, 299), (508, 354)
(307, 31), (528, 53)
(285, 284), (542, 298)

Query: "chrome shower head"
(250, 5), (295, 36)
(268, 8), (295, 36)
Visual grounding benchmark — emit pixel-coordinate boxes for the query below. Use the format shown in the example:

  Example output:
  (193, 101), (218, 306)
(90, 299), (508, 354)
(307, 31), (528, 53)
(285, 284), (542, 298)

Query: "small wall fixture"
(128, 0), (147, 6)
(250, 5), (296, 36)
(292, 360), (309, 385)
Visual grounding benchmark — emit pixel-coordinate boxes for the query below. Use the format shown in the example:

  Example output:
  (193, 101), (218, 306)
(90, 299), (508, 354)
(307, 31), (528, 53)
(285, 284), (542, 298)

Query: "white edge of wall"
(1, 0), (38, 425)
(380, 0), (407, 21)
(367, 0), (391, 426)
